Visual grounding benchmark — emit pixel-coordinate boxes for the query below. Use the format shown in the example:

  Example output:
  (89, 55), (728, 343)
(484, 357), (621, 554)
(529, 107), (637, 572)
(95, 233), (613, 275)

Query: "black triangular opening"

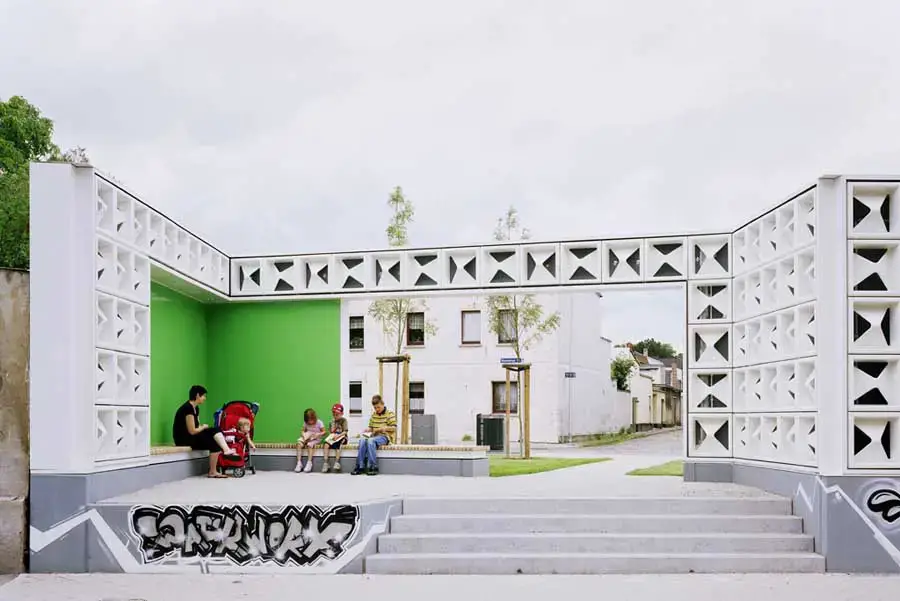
(570, 266), (595, 281)
(855, 388), (889, 405)
(881, 421), (892, 458)
(415, 273), (438, 286)
(375, 260), (383, 285)
(714, 244), (729, 270)
(653, 263), (680, 278)
(343, 258), (363, 270)
(543, 253), (556, 277)
(853, 312), (872, 341)
(713, 332), (729, 361)
(237, 267), (244, 290)
(853, 197), (872, 228)
(527, 253), (536, 280)
(608, 249), (620, 276)
(317, 265), (329, 284)
(699, 306), (725, 320)
(699, 373), (727, 386)
(698, 285), (726, 297)
(855, 247), (888, 263)
(249, 268), (260, 286)
(713, 422), (729, 449)
(490, 251), (514, 263)
(881, 307), (891, 345)
(694, 421), (707, 446)
(699, 395), (727, 408)
(694, 247), (706, 272)
(570, 247), (596, 260)
(415, 254), (437, 266)
(275, 279), (293, 292)
(305, 264), (312, 288)
(694, 334), (707, 362)
(274, 261), (293, 272)
(655, 243), (681, 255)
(881, 194), (891, 232)
(448, 257), (458, 283)
(855, 273), (888, 292)
(342, 276), (363, 289)
(490, 270), (514, 284)
(388, 261), (401, 282)
(464, 258), (477, 279)
(626, 249), (641, 274)
(854, 425), (872, 455)
(857, 360), (888, 379)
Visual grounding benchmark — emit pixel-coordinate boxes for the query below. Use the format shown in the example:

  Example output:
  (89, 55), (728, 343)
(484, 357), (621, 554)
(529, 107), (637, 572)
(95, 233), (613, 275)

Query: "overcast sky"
(4, 0), (900, 350)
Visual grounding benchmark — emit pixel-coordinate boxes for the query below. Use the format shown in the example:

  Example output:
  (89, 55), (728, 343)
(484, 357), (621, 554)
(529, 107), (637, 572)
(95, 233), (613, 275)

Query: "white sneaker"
(321, 462), (330, 473)
(294, 462), (303, 473)
(331, 462), (342, 473)
(303, 461), (312, 473)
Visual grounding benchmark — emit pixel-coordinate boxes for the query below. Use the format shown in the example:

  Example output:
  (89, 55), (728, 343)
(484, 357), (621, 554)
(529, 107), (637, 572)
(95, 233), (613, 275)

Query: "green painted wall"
(150, 283), (209, 445)
(205, 300), (341, 443)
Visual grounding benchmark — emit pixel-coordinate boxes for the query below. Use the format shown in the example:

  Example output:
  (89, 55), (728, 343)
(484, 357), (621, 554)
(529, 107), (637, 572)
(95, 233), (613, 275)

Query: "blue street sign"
(500, 357), (523, 364)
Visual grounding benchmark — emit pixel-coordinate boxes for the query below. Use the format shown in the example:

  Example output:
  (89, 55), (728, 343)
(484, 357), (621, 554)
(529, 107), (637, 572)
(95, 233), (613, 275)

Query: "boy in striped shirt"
(352, 395), (396, 476)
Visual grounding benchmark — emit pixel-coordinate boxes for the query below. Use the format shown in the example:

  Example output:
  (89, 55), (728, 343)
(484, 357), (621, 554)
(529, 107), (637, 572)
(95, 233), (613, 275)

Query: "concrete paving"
(1, 573), (898, 601)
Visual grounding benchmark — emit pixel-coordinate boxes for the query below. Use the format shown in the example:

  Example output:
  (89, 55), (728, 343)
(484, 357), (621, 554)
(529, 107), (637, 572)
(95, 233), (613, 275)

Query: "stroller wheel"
(233, 467), (246, 478)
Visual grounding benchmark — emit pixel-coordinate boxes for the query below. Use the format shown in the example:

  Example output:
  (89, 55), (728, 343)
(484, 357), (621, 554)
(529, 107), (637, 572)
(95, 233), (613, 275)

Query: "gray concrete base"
(0, 498), (25, 573)
(685, 460), (900, 573)
(253, 454), (489, 477)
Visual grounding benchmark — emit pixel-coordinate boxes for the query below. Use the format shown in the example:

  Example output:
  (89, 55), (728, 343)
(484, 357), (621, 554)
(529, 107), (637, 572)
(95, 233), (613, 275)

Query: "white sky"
(4, 0), (900, 349)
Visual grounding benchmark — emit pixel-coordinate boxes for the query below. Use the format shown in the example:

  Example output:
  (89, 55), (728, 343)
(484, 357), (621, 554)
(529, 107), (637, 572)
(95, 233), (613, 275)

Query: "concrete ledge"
(0, 498), (25, 574)
(254, 453), (489, 477)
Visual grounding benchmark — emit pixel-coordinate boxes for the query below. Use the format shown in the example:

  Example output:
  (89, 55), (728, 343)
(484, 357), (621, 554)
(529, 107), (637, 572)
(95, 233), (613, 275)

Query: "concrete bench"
(150, 442), (490, 477)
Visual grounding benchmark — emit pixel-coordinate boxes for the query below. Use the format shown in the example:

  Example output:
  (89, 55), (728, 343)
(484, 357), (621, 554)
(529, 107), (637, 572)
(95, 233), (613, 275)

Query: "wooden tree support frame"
(377, 355), (411, 444)
(502, 362), (532, 459)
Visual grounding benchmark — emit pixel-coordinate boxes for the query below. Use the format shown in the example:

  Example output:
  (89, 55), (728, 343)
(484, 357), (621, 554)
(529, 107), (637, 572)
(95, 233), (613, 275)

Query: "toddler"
(321, 403), (349, 473)
(223, 417), (256, 453)
(294, 408), (325, 473)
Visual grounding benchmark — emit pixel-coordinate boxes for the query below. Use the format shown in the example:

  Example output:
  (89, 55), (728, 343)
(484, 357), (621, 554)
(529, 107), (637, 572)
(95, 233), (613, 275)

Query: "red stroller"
(214, 400), (259, 478)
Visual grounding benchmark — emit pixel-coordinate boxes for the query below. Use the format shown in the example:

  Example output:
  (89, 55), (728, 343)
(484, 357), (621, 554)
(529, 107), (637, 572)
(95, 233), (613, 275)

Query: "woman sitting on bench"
(172, 385), (241, 478)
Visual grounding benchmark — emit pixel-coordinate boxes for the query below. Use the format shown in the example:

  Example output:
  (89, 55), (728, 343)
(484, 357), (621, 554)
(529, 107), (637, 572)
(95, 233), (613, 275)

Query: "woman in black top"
(173, 385), (240, 478)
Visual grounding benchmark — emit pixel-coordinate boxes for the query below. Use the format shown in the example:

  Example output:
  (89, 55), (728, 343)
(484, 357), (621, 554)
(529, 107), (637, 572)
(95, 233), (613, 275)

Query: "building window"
(349, 316), (365, 350)
(461, 310), (481, 345)
(406, 312), (425, 346)
(498, 309), (516, 344)
(491, 380), (519, 414)
(409, 381), (425, 415)
(348, 381), (363, 415)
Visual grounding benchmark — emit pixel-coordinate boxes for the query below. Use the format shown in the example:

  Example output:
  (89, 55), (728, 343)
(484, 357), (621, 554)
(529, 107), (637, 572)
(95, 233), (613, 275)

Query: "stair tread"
(369, 552), (824, 559)
(394, 513), (799, 519)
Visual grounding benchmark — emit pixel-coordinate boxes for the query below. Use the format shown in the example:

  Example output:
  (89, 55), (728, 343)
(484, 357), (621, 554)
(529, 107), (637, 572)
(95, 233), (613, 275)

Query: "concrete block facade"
(25, 162), (900, 573)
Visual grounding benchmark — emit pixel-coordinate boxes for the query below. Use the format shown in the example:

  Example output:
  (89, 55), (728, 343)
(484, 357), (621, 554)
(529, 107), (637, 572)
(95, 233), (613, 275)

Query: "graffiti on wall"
(866, 485), (900, 526)
(129, 504), (360, 566)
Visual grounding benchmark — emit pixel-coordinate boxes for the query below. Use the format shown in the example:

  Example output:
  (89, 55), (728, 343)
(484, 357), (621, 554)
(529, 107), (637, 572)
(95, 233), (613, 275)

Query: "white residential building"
(340, 292), (619, 445)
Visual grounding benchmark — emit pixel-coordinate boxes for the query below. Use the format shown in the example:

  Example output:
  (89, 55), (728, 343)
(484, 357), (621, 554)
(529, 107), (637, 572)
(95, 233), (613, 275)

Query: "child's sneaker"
(293, 462), (303, 473)
(321, 462), (330, 473)
(303, 461), (313, 473)
(331, 462), (342, 473)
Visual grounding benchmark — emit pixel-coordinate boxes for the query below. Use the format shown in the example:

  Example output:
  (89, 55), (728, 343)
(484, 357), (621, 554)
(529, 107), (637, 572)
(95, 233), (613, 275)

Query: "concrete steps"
(365, 496), (825, 574)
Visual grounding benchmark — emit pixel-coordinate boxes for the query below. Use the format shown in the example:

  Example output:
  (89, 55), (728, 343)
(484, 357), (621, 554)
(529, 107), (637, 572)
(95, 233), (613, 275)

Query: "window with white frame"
(491, 380), (519, 414)
(348, 381), (363, 415)
(406, 312), (425, 346)
(349, 316), (365, 350)
(498, 309), (516, 344)
(461, 310), (481, 345)
(409, 381), (425, 414)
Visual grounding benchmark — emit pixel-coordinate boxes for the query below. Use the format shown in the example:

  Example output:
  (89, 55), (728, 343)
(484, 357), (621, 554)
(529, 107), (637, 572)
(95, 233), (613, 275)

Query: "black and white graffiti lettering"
(866, 488), (900, 524)
(129, 505), (360, 566)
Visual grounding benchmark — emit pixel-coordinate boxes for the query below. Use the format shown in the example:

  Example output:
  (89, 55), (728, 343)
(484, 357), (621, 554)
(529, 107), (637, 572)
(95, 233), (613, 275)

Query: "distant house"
(612, 344), (683, 429)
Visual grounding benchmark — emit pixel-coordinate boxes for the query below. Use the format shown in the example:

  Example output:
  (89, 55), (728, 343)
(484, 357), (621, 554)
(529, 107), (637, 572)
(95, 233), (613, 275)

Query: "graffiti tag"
(129, 504), (359, 566)
(866, 488), (900, 525)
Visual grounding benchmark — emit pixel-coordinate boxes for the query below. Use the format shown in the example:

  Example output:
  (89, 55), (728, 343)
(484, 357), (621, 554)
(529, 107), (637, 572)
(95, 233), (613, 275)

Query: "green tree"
(610, 355), (636, 391)
(631, 338), (678, 359)
(367, 187), (437, 423)
(0, 95), (86, 270)
(484, 206), (561, 455)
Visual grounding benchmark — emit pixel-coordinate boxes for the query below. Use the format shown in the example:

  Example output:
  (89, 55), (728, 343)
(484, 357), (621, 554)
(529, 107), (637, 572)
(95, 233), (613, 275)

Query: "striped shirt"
(368, 409), (397, 444)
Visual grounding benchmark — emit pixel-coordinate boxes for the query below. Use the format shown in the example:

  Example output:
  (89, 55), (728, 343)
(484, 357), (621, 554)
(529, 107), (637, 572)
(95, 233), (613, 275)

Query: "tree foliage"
(610, 355), (636, 391)
(367, 187), (437, 418)
(631, 337), (678, 359)
(0, 95), (87, 270)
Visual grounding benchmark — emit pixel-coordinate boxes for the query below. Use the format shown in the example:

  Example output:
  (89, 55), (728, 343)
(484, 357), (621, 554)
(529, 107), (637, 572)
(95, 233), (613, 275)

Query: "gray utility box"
(411, 414), (438, 444)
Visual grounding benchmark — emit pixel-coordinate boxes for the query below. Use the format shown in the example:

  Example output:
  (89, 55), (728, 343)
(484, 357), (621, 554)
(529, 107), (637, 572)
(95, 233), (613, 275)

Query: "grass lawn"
(579, 430), (638, 447)
(489, 456), (610, 477)
(626, 460), (683, 477)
